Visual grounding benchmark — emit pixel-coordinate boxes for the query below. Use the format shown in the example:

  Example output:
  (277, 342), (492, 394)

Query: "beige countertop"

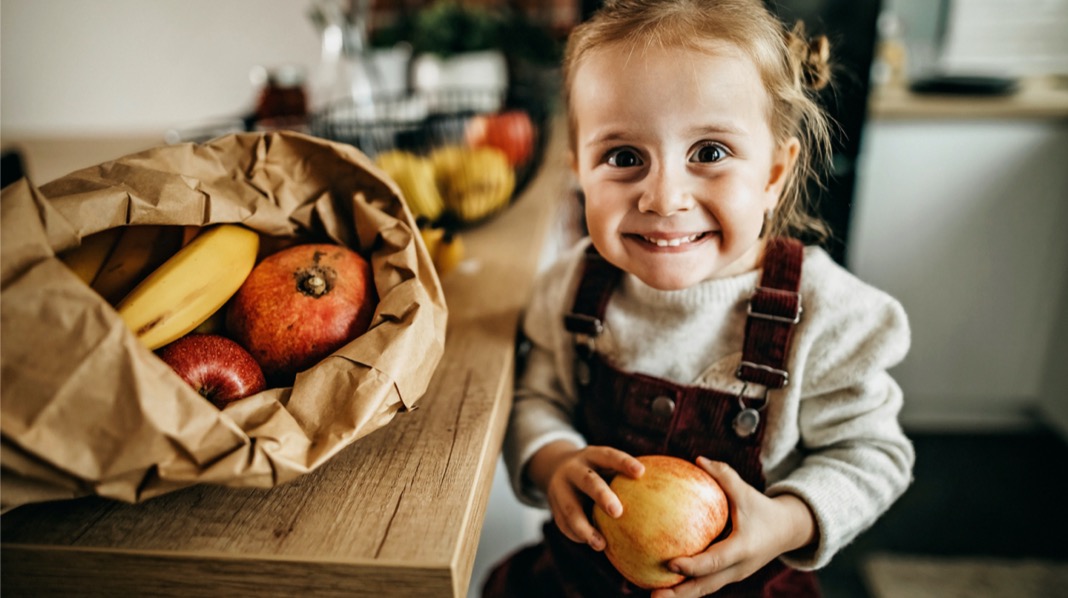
(1, 118), (573, 597)
(869, 76), (1068, 121)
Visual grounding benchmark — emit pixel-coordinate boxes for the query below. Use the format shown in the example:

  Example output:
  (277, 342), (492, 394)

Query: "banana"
(91, 225), (184, 305)
(116, 224), (259, 351)
(181, 225), (201, 247)
(375, 150), (446, 223)
(58, 228), (122, 285)
(432, 145), (515, 224)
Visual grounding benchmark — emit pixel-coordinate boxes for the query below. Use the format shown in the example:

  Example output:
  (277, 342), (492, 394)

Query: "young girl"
(485, 0), (913, 596)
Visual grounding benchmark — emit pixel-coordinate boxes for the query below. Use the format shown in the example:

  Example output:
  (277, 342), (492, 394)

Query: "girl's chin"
(627, 257), (716, 290)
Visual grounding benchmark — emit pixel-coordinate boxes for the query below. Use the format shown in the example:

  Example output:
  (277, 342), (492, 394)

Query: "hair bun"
(787, 23), (832, 91)
(804, 34), (831, 90)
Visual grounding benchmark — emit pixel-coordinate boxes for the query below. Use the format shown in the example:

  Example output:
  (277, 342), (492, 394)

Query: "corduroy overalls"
(484, 238), (819, 597)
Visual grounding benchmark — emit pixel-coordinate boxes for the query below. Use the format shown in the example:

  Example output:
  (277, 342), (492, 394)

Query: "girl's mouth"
(631, 232), (709, 247)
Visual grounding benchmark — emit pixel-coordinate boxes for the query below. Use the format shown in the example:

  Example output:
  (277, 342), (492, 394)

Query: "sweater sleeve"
(766, 266), (914, 570)
(502, 245), (588, 507)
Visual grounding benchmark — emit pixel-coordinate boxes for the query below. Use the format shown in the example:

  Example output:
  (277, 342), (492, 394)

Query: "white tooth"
(644, 234), (703, 247)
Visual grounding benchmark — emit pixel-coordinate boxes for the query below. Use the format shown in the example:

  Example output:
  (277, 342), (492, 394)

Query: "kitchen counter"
(1, 117), (573, 597)
(868, 75), (1068, 121)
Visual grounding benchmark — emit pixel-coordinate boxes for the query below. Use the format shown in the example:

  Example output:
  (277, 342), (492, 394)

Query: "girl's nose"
(637, 163), (695, 216)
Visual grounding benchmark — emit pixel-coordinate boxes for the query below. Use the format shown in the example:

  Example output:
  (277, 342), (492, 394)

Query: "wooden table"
(1, 117), (574, 597)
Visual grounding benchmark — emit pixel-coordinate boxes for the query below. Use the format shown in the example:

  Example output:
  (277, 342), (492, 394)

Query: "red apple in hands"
(226, 243), (377, 384)
(464, 109), (535, 166)
(158, 333), (266, 408)
(592, 455), (730, 589)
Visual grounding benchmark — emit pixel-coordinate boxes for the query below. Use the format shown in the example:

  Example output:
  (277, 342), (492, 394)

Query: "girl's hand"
(651, 457), (817, 598)
(526, 440), (645, 551)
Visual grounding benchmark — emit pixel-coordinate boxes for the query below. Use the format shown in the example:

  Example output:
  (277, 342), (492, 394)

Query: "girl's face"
(570, 42), (798, 290)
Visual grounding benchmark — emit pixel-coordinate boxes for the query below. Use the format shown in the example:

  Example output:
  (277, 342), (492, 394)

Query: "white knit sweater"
(504, 238), (914, 570)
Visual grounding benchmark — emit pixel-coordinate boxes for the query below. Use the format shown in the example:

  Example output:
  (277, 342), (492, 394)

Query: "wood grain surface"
(1, 116), (573, 597)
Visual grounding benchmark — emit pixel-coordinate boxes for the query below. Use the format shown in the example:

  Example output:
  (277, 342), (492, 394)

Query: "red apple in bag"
(226, 243), (377, 383)
(157, 333), (266, 409)
(592, 455), (730, 589)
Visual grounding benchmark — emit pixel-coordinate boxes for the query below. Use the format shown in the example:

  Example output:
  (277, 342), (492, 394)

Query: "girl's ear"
(765, 137), (801, 198)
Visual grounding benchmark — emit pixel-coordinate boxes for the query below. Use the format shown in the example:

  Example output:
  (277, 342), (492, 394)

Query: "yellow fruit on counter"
(91, 225), (184, 305)
(420, 225), (446, 260)
(418, 225), (465, 276)
(58, 228), (122, 285)
(116, 224), (259, 350)
(431, 145), (514, 224)
(375, 150), (446, 223)
(434, 231), (465, 276)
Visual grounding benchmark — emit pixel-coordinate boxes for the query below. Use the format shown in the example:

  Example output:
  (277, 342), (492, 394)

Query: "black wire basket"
(308, 86), (551, 228)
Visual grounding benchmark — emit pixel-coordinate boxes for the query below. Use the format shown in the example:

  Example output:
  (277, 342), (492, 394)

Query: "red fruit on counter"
(226, 243), (377, 383)
(465, 109), (535, 167)
(158, 333), (266, 409)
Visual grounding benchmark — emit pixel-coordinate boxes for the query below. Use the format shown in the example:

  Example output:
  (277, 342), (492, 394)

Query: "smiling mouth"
(632, 232), (709, 247)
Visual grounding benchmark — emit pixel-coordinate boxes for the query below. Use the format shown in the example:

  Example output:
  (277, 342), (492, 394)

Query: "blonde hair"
(563, 0), (834, 242)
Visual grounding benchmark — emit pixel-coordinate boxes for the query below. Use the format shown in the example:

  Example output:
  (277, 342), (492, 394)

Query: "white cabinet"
(849, 117), (1068, 430)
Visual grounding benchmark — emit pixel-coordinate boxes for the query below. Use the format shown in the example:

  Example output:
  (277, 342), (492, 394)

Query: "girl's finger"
(588, 446), (645, 479)
(696, 456), (747, 498)
(652, 563), (745, 598)
(550, 485), (605, 550)
(571, 465), (623, 519)
(668, 535), (741, 578)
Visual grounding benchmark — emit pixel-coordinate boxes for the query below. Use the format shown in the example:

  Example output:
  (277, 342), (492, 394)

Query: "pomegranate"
(226, 243), (377, 383)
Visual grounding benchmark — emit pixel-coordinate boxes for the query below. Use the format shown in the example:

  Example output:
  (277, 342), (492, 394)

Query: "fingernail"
(610, 503), (622, 518)
(696, 456), (710, 466)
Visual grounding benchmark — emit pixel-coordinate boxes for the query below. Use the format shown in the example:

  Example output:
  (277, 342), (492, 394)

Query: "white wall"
(1, 0), (321, 136)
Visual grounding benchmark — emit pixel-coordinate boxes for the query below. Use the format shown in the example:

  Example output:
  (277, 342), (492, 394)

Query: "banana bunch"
(116, 224), (260, 350)
(374, 143), (516, 227)
(431, 145), (515, 224)
(375, 150), (445, 223)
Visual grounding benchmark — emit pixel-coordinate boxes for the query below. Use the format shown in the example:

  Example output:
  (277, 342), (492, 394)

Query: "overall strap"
(564, 245), (622, 343)
(736, 237), (805, 389)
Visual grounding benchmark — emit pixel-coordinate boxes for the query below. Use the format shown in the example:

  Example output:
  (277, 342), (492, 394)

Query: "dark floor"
(816, 426), (1068, 597)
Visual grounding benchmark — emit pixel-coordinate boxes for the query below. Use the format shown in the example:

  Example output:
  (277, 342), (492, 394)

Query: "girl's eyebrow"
(585, 130), (632, 146)
(689, 122), (747, 136)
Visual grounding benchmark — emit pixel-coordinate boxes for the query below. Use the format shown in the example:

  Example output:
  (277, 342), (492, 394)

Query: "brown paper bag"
(0, 131), (448, 511)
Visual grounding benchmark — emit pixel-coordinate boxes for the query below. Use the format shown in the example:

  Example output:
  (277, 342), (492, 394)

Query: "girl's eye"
(690, 143), (728, 163)
(606, 148), (643, 168)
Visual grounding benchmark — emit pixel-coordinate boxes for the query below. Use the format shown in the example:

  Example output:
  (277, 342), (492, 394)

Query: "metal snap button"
(651, 395), (675, 418)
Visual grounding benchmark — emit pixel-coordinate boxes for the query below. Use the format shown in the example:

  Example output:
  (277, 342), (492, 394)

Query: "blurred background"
(3, 1), (1067, 596)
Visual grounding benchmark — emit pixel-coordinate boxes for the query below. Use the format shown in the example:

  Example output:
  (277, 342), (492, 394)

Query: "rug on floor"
(862, 553), (1068, 598)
